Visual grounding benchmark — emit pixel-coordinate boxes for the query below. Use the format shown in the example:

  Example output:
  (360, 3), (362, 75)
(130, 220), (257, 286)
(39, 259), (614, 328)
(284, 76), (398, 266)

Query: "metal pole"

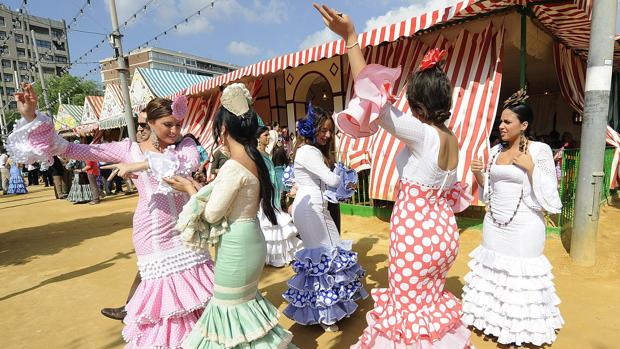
(13, 71), (20, 90)
(570, 0), (618, 266)
(107, 0), (136, 142)
(30, 30), (52, 118)
(0, 96), (6, 136)
(519, 8), (527, 89)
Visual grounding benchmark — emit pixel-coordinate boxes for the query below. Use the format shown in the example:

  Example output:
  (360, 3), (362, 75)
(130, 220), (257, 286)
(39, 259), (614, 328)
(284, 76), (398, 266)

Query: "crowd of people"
(2, 4), (568, 349)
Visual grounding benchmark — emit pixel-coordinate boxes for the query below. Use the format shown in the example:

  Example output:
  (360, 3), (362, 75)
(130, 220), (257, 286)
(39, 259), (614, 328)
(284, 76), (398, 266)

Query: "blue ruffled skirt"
(282, 244), (368, 325)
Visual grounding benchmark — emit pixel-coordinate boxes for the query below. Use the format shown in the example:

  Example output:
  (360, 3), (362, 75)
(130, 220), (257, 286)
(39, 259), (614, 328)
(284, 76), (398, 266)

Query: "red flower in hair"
(418, 48), (447, 71)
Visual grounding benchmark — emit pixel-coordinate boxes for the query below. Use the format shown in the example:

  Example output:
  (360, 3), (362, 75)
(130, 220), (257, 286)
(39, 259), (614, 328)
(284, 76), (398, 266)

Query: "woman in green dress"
(166, 83), (296, 349)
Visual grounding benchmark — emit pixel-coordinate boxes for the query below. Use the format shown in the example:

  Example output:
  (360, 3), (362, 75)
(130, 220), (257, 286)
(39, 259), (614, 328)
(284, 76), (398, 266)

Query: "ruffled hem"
(123, 309), (201, 349)
(361, 287), (463, 344)
(352, 311), (473, 349)
(7, 179), (28, 194)
(125, 260), (215, 326)
(462, 245), (563, 346)
(184, 293), (293, 349)
(265, 237), (303, 267)
(282, 245), (368, 325)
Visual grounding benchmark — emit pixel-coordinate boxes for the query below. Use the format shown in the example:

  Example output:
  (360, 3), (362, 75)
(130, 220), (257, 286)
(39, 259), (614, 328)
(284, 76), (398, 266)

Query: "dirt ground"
(1, 185), (619, 349)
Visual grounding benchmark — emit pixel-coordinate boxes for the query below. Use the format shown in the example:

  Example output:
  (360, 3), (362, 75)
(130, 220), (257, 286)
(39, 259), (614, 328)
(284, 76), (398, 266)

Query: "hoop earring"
(151, 133), (161, 152)
(519, 131), (527, 152)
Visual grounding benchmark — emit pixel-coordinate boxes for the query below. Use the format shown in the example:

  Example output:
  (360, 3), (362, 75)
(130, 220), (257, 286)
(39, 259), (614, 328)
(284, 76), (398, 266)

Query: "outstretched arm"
(313, 3), (366, 79)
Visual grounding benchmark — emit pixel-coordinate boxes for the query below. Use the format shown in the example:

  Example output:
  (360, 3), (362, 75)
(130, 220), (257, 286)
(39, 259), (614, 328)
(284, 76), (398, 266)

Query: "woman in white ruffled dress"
(464, 90), (564, 347)
(256, 126), (302, 267)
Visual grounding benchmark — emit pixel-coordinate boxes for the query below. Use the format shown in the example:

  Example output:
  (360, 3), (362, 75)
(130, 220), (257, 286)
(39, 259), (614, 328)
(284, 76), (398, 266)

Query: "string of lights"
(128, 1), (216, 54)
(118, 0), (159, 31)
(66, 0), (94, 31)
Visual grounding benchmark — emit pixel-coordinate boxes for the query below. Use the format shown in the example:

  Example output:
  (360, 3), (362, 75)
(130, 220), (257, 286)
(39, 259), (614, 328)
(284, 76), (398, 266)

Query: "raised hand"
(313, 3), (356, 41)
(512, 152), (534, 174)
(15, 82), (37, 122)
(163, 175), (197, 195)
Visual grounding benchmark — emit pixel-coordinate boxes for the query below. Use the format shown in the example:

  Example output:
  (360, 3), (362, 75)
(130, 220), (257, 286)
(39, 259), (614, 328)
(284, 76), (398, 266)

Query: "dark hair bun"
(406, 62), (452, 125)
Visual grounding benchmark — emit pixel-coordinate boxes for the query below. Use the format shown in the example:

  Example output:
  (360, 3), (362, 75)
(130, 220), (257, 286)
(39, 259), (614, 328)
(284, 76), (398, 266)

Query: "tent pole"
(570, 0), (618, 266)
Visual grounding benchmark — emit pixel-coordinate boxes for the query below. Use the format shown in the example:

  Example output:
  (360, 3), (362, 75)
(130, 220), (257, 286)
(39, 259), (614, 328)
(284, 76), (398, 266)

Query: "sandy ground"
(1, 185), (619, 349)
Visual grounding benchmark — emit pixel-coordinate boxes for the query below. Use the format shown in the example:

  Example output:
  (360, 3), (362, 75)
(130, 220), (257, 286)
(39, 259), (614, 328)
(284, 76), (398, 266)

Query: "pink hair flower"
(171, 95), (189, 121)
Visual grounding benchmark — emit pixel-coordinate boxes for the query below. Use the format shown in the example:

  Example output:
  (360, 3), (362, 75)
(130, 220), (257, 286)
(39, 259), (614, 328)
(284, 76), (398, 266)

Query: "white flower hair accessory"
(220, 83), (252, 117)
(171, 95), (188, 122)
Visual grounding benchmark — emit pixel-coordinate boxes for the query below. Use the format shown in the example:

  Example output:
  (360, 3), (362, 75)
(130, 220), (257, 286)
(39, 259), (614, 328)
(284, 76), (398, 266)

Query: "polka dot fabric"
(353, 181), (473, 349)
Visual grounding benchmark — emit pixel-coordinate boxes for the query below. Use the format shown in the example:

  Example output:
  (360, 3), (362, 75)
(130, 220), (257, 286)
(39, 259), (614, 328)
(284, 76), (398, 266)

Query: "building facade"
(100, 47), (238, 85)
(0, 3), (70, 109)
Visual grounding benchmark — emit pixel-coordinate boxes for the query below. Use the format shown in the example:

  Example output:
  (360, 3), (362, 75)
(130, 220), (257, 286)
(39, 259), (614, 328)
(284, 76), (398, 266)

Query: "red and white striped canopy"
(184, 0), (618, 96)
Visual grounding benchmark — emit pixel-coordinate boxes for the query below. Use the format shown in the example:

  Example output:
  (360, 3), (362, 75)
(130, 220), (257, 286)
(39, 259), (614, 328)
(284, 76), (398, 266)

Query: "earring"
(519, 131), (527, 152)
(151, 133), (160, 152)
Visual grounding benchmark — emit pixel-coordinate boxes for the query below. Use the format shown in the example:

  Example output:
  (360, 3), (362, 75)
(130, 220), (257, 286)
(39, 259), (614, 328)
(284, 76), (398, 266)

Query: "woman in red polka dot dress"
(316, 4), (474, 348)
(6, 86), (215, 349)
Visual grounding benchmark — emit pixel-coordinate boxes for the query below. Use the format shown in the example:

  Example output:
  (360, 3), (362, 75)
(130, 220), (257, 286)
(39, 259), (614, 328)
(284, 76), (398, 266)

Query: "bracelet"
(345, 41), (359, 49)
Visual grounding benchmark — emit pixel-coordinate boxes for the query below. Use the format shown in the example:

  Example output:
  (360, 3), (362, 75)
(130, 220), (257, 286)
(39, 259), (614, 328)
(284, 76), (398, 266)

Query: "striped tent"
(55, 104), (83, 136)
(75, 95), (103, 135)
(182, 0), (620, 201)
(99, 84), (128, 130)
(130, 68), (211, 111)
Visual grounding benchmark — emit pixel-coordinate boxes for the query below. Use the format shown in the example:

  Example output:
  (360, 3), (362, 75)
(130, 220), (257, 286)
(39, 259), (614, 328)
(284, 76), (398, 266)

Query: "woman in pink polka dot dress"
(316, 5), (474, 348)
(6, 86), (215, 349)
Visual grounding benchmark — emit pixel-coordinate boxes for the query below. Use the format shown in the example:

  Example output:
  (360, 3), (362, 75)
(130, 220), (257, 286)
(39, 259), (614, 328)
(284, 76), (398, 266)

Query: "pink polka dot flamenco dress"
(334, 63), (474, 349)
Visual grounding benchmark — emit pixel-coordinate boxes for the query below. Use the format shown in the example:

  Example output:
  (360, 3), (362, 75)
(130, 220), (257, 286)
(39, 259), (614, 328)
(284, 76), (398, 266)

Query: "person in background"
(27, 162), (39, 186)
(281, 126), (292, 155)
(209, 144), (229, 178)
(265, 121), (280, 155)
(561, 131), (577, 148)
(51, 156), (68, 199)
(82, 160), (101, 205)
(0, 151), (9, 194)
(39, 161), (53, 188)
(7, 159), (27, 195)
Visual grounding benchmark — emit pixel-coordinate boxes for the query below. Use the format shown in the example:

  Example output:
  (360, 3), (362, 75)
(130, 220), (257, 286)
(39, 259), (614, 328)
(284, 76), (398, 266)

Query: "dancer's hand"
(101, 162), (143, 181)
(512, 152), (534, 174)
(164, 175), (197, 195)
(15, 83), (37, 122)
(471, 157), (484, 174)
(347, 182), (357, 190)
(313, 3), (356, 42)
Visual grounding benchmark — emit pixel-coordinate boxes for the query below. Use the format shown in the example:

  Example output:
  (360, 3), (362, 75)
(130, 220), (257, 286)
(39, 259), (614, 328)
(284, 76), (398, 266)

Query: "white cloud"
(175, 16), (213, 35)
(108, 0), (152, 28)
(298, 27), (340, 50)
(227, 41), (261, 56)
(364, 0), (460, 31)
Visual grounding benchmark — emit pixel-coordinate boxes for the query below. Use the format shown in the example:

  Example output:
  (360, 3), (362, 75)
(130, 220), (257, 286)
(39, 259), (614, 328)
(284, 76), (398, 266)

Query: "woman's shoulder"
(528, 141), (552, 156)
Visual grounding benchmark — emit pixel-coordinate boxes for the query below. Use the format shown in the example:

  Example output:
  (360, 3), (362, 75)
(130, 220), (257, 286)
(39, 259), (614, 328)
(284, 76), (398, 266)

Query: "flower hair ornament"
(297, 102), (317, 143)
(418, 48), (447, 71)
(171, 95), (188, 122)
(220, 83), (252, 117)
(503, 88), (529, 109)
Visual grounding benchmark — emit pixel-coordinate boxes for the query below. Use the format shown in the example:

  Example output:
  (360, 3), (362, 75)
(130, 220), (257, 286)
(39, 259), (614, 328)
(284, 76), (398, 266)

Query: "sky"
(3, 0), (620, 81)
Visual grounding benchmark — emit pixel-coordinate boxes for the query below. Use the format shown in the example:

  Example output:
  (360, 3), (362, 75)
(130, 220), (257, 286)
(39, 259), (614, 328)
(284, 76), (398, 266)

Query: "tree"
(32, 74), (102, 115)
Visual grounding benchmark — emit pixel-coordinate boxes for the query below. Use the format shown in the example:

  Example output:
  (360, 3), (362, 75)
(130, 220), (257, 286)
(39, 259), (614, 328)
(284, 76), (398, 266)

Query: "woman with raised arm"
(464, 90), (563, 347)
(314, 3), (473, 348)
(167, 83), (295, 349)
(6, 84), (215, 349)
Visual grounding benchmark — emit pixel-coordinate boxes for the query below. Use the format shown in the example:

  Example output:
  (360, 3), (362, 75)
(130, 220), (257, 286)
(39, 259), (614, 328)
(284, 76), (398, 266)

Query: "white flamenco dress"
(462, 141), (564, 346)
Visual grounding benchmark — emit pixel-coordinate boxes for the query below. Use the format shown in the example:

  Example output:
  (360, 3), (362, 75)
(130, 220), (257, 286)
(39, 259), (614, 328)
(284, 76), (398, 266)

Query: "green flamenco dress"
(177, 160), (296, 349)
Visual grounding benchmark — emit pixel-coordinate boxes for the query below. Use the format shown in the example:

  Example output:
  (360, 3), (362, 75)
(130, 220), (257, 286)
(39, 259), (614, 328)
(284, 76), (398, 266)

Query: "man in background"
(0, 151), (9, 194)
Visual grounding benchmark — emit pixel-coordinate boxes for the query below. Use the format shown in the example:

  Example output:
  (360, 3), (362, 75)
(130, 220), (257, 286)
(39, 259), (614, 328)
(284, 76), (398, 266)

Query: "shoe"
(101, 306), (127, 321)
(320, 323), (339, 332)
(89, 201), (100, 205)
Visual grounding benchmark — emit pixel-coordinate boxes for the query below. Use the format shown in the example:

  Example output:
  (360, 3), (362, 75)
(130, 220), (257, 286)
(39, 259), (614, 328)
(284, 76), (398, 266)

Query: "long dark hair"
(293, 105), (335, 167)
(406, 61), (452, 125)
(212, 107), (277, 225)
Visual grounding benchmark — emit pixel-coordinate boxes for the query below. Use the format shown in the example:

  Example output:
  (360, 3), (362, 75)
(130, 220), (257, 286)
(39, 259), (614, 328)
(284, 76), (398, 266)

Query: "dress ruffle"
(282, 245), (368, 325)
(259, 209), (302, 267)
(461, 245), (563, 346)
(6, 113), (68, 165)
(123, 260), (215, 348)
(182, 293), (295, 349)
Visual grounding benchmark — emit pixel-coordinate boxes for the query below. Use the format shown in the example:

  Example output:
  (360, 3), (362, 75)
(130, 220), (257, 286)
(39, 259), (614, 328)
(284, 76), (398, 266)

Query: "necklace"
(486, 145), (524, 227)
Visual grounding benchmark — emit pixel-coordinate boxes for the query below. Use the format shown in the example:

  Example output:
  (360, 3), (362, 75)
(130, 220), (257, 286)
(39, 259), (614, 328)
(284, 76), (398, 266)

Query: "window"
(20, 75), (30, 82)
(0, 31), (5, 39)
(36, 39), (52, 49)
(1, 59), (11, 68)
(31, 25), (49, 36)
(43, 54), (54, 62)
(18, 61), (27, 70)
(4, 74), (12, 82)
(8, 101), (16, 110)
(54, 41), (65, 51)
(51, 28), (64, 39)
(17, 48), (25, 57)
(43, 67), (55, 75)
(55, 55), (67, 63)
(13, 19), (22, 30)
(0, 17), (5, 27)
(6, 87), (15, 95)
(15, 33), (23, 43)
(185, 59), (196, 67)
